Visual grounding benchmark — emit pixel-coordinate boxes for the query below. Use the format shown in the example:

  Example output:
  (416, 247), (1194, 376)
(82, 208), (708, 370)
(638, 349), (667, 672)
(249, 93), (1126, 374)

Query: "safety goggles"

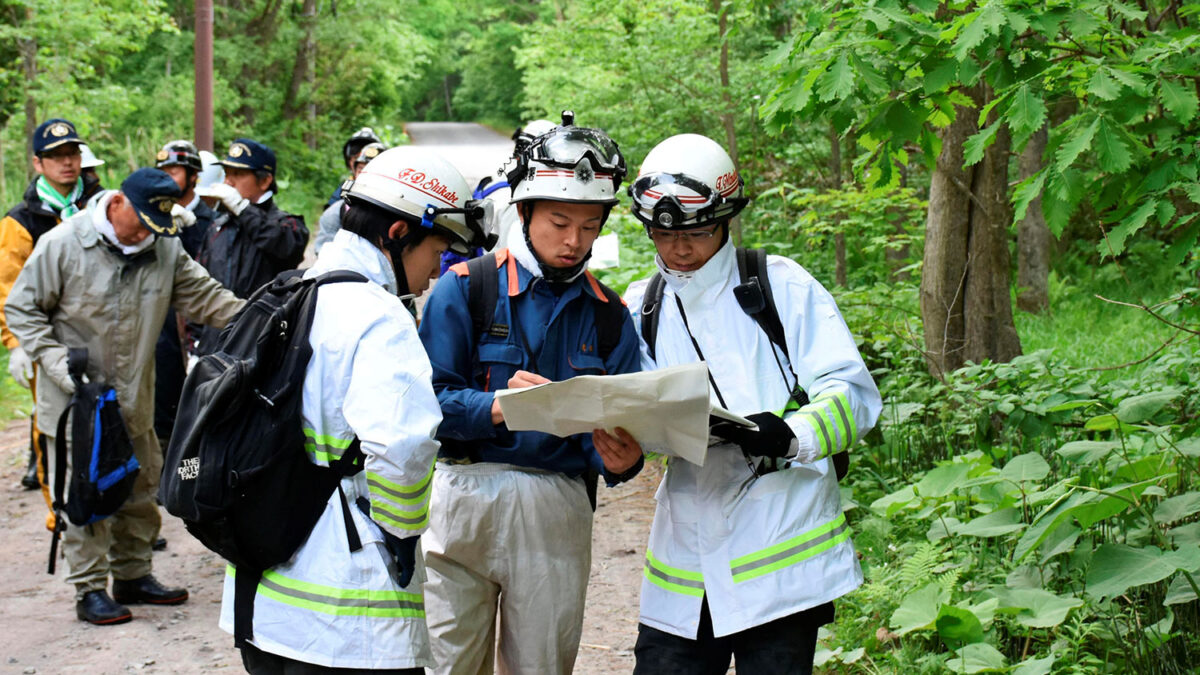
(630, 172), (748, 228)
(419, 199), (498, 252)
(529, 127), (626, 178)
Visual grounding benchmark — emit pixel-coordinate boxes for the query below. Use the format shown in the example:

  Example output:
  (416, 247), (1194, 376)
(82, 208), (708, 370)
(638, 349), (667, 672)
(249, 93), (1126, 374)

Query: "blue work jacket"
(418, 248), (642, 480)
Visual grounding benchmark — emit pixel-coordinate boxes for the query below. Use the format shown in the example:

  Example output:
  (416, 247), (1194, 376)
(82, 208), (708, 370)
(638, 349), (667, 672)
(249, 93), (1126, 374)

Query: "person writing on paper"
(622, 134), (882, 675)
(417, 111), (644, 675)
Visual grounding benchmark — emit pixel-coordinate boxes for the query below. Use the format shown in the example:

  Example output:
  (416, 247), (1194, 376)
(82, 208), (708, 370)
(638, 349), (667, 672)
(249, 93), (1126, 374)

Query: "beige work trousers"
(47, 429), (163, 597)
(424, 463), (594, 675)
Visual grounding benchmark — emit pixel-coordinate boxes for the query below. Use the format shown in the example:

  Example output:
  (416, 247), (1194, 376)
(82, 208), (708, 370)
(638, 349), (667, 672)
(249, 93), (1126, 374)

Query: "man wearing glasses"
(1, 119), (103, 494)
(623, 134), (881, 674)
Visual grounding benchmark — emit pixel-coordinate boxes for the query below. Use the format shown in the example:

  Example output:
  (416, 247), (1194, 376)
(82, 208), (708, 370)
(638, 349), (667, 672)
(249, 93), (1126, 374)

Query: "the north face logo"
(177, 457), (199, 481)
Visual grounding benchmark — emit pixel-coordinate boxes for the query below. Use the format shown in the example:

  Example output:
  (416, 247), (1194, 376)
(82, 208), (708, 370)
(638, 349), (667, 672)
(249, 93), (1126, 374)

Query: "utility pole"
(194, 0), (214, 151)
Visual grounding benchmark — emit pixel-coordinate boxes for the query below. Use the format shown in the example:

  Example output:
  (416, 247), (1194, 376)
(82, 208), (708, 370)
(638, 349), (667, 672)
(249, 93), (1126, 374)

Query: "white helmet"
(630, 134), (748, 230)
(196, 150), (225, 191)
(79, 144), (104, 169)
(343, 146), (495, 255)
(508, 111), (626, 206)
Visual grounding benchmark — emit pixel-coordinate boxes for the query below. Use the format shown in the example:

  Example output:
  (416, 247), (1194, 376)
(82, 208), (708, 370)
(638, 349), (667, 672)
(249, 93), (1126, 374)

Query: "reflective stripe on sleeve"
(303, 429), (354, 464)
(643, 549), (705, 597)
(367, 463), (434, 532)
(226, 566), (424, 618)
(798, 391), (857, 458)
(729, 513), (852, 583)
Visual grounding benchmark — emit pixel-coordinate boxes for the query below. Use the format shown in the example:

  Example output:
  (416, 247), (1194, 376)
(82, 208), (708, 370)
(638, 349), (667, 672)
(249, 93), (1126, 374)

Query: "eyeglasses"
(40, 148), (82, 162)
(648, 226), (720, 244)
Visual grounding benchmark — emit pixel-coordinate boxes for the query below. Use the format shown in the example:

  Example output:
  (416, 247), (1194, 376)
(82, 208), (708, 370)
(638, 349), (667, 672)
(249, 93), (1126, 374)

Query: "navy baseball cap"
(33, 118), (84, 155)
(122, 168), (183, 236)
(217, 138), (276, 174)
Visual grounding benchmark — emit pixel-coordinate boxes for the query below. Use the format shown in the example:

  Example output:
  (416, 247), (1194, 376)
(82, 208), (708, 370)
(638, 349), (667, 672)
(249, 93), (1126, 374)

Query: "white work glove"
(205, 183), (249, 216)
(170, 203), (197, 230)
(7, 346), (32, 389)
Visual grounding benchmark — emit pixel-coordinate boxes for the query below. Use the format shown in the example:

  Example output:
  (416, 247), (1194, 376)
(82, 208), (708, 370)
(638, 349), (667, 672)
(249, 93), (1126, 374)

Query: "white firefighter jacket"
(220, 229), (441, 669)
(623, 240), (882, 639)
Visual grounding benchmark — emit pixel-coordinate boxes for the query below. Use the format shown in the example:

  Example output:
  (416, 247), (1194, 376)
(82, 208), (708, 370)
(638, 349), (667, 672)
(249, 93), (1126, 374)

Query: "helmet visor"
(533, 127), (623, 173)
(631, 172), (719, 213)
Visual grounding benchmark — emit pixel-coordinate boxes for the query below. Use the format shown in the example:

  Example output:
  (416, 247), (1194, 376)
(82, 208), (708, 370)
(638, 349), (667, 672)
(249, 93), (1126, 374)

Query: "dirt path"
(0, 421), (658, 674)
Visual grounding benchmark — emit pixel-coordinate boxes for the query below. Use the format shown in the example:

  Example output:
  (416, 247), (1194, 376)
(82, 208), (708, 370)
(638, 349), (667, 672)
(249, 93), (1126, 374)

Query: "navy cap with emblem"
(217, 138), (277, 174)
(122, 168), (183, 236)
(32, 118), (84, 155)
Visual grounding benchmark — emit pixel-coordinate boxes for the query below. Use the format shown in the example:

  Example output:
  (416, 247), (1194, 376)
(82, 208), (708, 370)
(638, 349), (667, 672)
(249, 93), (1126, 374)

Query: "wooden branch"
(1093, 294), (1200, 336)
(1088, 328), (1189, 371)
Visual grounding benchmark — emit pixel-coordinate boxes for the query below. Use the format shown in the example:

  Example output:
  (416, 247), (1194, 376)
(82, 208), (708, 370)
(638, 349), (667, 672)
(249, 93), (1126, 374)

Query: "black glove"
(711, 412), (795, 459)
(381, 532), (419, 588)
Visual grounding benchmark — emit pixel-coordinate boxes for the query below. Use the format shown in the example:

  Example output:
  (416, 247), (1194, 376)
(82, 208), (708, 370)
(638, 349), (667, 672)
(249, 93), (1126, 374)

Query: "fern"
(898, 542), (942, 589)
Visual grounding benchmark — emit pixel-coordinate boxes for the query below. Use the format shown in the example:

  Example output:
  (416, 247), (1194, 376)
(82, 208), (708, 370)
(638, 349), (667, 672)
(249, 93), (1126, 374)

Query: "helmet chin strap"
(519, 202), (606, 285)
(383, 235), (417, 313)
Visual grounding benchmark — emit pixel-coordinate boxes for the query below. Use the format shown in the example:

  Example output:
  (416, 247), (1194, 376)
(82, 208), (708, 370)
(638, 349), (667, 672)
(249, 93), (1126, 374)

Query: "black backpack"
(461, 252), (627, 508)
(47, 348), (139, 574)
(640, 248), (849, 480)
(159, 269), (366, 644)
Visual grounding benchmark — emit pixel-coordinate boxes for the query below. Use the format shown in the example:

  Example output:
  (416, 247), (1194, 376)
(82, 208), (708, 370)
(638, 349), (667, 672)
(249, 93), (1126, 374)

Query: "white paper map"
(494, 362), (752, 466)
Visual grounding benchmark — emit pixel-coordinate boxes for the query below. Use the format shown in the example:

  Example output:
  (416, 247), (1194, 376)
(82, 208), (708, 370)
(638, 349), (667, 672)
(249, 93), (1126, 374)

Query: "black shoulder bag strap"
(48, 348), (89, 574)
(466, 253), (499, 339)
(592, 282), (625, 361)
(640, 273), (667, 362)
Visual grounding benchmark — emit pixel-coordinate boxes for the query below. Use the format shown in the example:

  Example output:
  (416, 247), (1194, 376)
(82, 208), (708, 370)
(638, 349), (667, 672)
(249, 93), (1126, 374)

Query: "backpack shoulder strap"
(640, 274), (667, 362)
(736, 247), (789, 362)
(465, 253), (499, 339)
(587, 276), (626, 361)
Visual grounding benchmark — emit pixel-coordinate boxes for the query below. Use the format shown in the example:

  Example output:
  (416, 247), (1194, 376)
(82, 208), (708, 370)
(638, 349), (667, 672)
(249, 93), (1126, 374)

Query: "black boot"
(112, 575), (188, 605)
(20, 446), (39, 490)
(76, 590), (132, 625)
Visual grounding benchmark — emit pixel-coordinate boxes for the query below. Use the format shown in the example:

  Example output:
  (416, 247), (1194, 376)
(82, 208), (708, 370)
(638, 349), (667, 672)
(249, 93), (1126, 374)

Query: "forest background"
(1, 0), (1199, 672)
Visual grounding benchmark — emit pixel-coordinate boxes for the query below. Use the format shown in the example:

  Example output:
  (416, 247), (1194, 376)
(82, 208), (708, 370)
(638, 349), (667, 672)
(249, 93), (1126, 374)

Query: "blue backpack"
(48, 348), (139, 573)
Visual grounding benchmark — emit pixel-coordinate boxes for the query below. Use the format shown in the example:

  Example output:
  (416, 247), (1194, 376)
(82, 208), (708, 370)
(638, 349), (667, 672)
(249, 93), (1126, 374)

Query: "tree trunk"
(829, 123), (846, 287)
(283, 0), (317, 125)
(921, 85), (1022, 378)
(713, 0), (741, 245)
(21, 7), (36, 176)
(1016, 125), (1050, 313)
(888, 160), (912, 281)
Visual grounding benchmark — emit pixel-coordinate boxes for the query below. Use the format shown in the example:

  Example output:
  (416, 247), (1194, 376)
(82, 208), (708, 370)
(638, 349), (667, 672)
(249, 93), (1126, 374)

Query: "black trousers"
(633, 599), (834, 675)
(240, 643), (424, 675)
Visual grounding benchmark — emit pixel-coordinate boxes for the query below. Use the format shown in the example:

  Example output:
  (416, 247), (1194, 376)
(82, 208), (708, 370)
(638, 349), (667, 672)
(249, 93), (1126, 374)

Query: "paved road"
(405, 122), (513, 189)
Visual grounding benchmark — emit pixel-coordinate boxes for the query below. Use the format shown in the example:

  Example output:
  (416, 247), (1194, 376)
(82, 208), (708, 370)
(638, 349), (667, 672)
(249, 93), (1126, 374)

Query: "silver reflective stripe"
(259, 575), (424, 612)
(645, 562), (705, 591)
(828, 395), (855, 447)
(368, 476), (429, 501)
(730, 519), (850, 579)
(372, 501), (426, 526)
(803, 410), (834, 457)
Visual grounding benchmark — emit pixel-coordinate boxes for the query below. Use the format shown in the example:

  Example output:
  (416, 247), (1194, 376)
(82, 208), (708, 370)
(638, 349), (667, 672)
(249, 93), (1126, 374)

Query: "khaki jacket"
(5, 193), (244, 437)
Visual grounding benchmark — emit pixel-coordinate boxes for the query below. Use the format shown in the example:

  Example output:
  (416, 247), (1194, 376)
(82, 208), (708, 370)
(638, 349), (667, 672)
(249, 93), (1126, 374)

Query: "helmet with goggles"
(508, 111), (626, 206)
(341, 146), (496, 255)
(156, 140), (204, 173)
(342, 127), (382, 165)
(630, 133), (748, 230)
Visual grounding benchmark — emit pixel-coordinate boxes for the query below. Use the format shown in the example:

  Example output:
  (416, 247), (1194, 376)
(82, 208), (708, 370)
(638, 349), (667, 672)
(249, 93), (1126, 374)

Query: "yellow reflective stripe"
(367, 463), (434, 506)
(225, 566), (424, 618)
(303, 429), (353, 463)
(815, 391), (856, 450)
(371, 500), (429, 531)
(643, 549), (704, 597)
(798, 407), (834, 459)
(729, 513), (851, 583)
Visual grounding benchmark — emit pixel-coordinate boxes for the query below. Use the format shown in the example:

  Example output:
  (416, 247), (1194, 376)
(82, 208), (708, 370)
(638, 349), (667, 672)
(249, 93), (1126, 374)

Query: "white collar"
(655, 239), (735, 298)
(308, 229), (397, 293)
(91, 191), (156, 256)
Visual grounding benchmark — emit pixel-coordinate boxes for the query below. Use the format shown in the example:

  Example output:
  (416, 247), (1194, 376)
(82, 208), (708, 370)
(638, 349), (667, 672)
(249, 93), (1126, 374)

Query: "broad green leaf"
(945, 643), (1007, 673)
(1145, 610), (1176, 649)
(1056, 440), (1118, 465)
(1170, 522), (1200, 547)
(1107, 67), (1149, 95)
(1053, 117), (1098, 172)
(993, 588), (1084, 628)
(880, 402), (924, 427)
(1045, 399), (1098, 413)
(1039, 522), (1081, 563)
(1013, 491), (1093, 563)
(1006, 85), (1047, 140)
(1084, 414), (1120, 432)
(1085, 544), (1200, 600)
(953, 13), (988, 61)
(1176, 437), (1200, 458)
(1094, 117), (1132, 173)
(1087, 68), (1121, 101)
(1103, 200), (1157, 257)
(956, 508), (1024, 537)
(928, 516), (962, 542)
(1013, 653), (1056, 675)
(817, 53), (855, 103)
(890, 582), (949, 635)
(871, 484), (916, 516)
(1164, 573), (1199, 606)
(963, 121), (1001, 166)
(1000, 453), (1050, 484)
(916, 463), (971, 499)
(1154, 492), (1200, 525)
(936, 604), (984, 648)
(924, 58), (959, 94)
(1116, 389), (1181, 423)
(1011, 170), (1046, 224)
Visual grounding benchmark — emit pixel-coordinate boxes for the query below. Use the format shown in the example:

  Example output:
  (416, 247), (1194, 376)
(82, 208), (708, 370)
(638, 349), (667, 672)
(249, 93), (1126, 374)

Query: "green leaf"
(1084, 413), (1121, 432)
(1086, 544), (1200, 600)
(1011, 170), (1047, 224)
(1006, 84), (1047, 140)
(1056, 440), (1119, 465)
(1045, 399), (1098, 413)
(963, 121), (1001, 167)
(1103, 200), (1157, 257)
(871, 484), (916, 516)
(1154, 492), (1200, 525)
(1001, 453), (1050, 484)
(916, 463), (971, 499)
(1164, 573), (1199, 606)
(1039, 522), (1081, 563)
(993, 588), (1084, 628)
(1107, 67), (1149, 95)
(1088, 68), (1121, 101)
(1116, 389), (1181, 423)
(817, 53), (855, 103)
(1094, 117), (1133, 173)
(944, 643), (1007, 673)
(937, 604), (985, 649)
(1013, 653), (1056, 675)
(953, 13), (988, 61)
(890, 582), (949, 635)
(924, 58), (959, 94)
(956, 508), (1025, 537)
(1054, 117), (1098, 172)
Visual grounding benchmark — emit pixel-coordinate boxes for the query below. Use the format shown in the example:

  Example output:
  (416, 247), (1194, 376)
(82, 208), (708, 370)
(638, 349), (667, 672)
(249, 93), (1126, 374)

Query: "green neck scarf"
(37, 175), (84, 218)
